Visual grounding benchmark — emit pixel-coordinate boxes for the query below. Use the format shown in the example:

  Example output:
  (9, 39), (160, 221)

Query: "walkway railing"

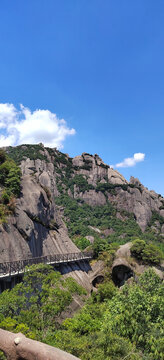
(0, 328), (80, 360)
(0, 251), (93, 278)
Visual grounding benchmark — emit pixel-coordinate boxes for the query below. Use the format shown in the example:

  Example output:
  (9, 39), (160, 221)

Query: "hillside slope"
(0, 143), (163, 263)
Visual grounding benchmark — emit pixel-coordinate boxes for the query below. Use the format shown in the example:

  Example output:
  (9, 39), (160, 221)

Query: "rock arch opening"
(92, 275), (104, 287)
(112, 264), (133, 287)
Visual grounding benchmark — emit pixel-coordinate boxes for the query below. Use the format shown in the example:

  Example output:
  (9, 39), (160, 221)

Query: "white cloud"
(0, 103), (18, 128)
(0, 103), (76, 148)
(111, 153), (145, 168)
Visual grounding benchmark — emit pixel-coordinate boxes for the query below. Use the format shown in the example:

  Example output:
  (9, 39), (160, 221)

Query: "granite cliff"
(0, 143), (163, 267)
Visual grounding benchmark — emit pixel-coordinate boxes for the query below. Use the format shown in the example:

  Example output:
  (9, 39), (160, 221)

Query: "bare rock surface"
(108, 186), (162, 231)
(71, 152), (164, 231)
(107, 168), (127, 185)
(89, 260), (105, 288)
(115, 242), (132, 258)
(112, 243), (164, 286)
(62, 261), (93, 293)
(86, 235), (94, 243)
(75, 189), (106, 207)
(0, 164), (79, 262)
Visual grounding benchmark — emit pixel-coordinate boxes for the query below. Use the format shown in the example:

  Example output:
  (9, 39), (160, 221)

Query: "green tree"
(131, 239), (162, 265)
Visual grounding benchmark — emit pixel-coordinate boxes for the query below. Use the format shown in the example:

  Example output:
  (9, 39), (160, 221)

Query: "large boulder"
(112, 243), (164, 287)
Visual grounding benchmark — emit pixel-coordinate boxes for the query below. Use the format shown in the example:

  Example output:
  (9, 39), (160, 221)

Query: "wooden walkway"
(0, 251), (93, 279)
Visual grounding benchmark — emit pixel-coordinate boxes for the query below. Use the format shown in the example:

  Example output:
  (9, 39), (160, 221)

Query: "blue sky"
(0, 0), (164, 195)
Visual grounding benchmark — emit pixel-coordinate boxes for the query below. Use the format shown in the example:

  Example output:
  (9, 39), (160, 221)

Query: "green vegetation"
(73, 236), (91, 250)
(0, 149), (21, 222)
(45, 269), (164, 360)
(7, 144), (48, 164)
(149, 210), (164, 227)
(53, 154), (75, 194)
(0, 264), (86, 341)
(53, 152), (72, 167)
(56, 172), (95, 195)
(50, 150), (143, 198)
(99, 163), (109, 169)
(55, 192), (164, 259)
(130, 239), (163, 265)
(80, 164), (92, 171)
(68, 175), (94, 194)
(0, 266), (163, 360)
(55, 194), (143, 255)
(80, 156), (93, 170)
(95, 182), (142, 194)
(0, 150), (21, 196)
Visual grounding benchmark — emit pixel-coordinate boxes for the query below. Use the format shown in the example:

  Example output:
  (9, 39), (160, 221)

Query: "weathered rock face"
(61, 260), (93, 293)
(107, 186), (154, 231)
(71, 153), (164, 231)
(0, 144), (163, 264)
(112, 242), (164, 286)
(75, 189), (106, 207)
(88, 260), (105, 288)
(107, 168), (127, 185)
(0, 151), (78, 262)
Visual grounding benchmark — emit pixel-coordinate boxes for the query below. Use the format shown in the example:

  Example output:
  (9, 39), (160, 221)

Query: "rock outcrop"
(0, 170), (78, 262)
(112, 242), (164, 286)
(71, 152), (164, 231)
(0, 144), (163, 264)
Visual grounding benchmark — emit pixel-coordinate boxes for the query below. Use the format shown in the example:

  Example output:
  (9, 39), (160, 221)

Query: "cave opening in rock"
(112, 265), (133, 287)
(92, 275), (104, 287)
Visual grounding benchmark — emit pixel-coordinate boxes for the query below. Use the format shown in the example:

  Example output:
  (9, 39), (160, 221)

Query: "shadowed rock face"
(112, 246), (134, 287)
(112, 264), (133, 287)
(92, 275), (104, 287)
(0, 172), (78, 262)
(89, 260), (105, 289)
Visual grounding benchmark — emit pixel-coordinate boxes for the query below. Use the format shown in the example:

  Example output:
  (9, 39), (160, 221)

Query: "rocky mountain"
(71, 152), (164, 232)
(0, 143), (163, 266)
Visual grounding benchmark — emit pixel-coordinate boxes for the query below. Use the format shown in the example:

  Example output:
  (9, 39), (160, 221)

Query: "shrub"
(93, 238), (110, 257)
(131, 239), (162, 265)
(5, 166), (21, 196)
(0, 149), (6, 164)
(80, 164), (92, 171)
(68, 175), (92, 193)
(0, 149), (21, 220)
(7, 144), (47, 164)
(55, 194), (144, 254)
(96, 281), (117, 302)
(142, 244), (163, 265)
(0, 158), (21, 196)
(1, 190), (10, 205)
(0, 160), (12, 185)
(149, 211), (164, 226)
(0, 205), (6, 223)
(74, 237), (91, 250)
(130, 239), (146, 260)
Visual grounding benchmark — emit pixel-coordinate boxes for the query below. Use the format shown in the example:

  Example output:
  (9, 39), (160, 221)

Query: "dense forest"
(0, 265), (163, 359)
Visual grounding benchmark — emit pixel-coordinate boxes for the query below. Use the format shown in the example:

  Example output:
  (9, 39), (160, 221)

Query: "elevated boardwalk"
(0, 251), (93, 279)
